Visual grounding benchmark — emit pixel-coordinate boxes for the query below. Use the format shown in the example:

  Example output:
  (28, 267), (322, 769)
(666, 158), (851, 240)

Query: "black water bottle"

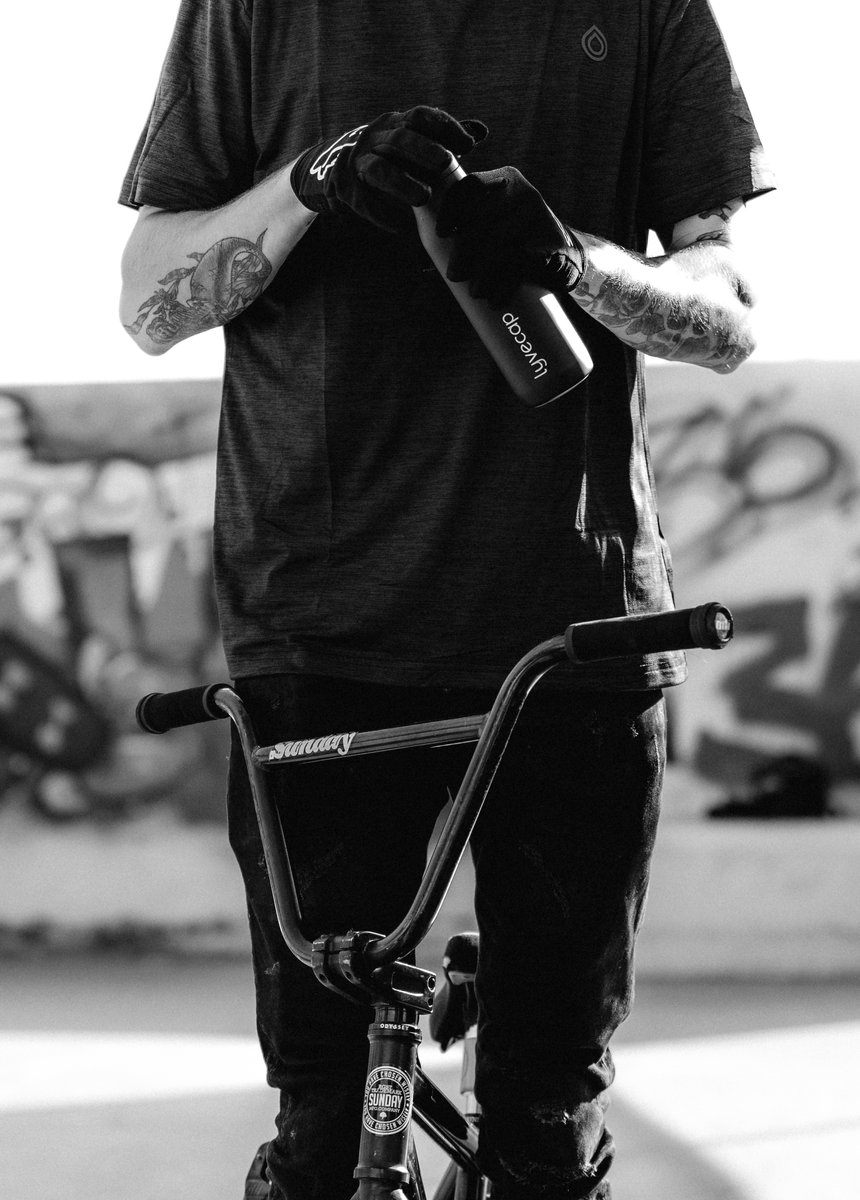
(414, 159), (593, 407)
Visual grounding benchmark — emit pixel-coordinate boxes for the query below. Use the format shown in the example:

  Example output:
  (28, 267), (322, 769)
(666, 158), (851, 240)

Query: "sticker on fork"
(362, 1066), (412, 1135)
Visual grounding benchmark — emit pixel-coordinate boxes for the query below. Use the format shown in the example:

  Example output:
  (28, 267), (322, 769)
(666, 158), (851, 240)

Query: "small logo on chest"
(581, 25), (608, 62)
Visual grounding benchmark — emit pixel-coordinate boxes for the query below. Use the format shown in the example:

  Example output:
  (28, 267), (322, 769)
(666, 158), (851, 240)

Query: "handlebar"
(135, 603), (732, 735)
(564, 601), (732, 662)
(132, 601), (732, 974)
(135, 681), (231, 734)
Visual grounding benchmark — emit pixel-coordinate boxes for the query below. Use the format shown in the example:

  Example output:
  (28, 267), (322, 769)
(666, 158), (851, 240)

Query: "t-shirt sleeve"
(641, 0), (776, 233)
(119, 0), (254, 211)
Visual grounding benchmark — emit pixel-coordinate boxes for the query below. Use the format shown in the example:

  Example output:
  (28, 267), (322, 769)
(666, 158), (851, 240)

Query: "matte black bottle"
(414, 161), (593, 407)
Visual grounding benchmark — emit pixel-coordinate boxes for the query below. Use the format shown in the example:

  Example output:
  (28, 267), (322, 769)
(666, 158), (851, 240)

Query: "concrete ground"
(2, 945), (859, 1200)
(3, 816), (859, 1200)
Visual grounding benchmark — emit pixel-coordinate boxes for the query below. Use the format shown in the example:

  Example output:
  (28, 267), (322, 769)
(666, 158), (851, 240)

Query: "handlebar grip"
(564, 602), (733, 663)
(135, 683), (231, 734)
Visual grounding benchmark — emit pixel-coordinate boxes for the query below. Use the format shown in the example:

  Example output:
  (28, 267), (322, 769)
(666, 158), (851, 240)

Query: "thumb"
(461, 118), (489, 149)
(521, 248), (584, 293)
(435, 172), (505, 237)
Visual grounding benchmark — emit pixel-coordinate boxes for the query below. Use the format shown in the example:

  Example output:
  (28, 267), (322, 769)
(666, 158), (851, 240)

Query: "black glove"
(290, 106), (487, 233)
(434, 167), (585, 305)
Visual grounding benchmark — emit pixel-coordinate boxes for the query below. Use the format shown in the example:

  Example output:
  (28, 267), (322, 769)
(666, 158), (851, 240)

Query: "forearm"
(120, 163), (317, 355)
(569, 232), (756, 374)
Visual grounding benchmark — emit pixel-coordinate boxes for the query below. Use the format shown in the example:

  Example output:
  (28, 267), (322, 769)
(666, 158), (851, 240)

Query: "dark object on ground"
(707, 754), (834, 819)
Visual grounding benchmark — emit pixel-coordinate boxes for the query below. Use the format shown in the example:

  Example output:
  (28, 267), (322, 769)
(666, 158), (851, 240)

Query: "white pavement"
(613, 1020), (860, 1200)
(2, 1018), (859, 1198)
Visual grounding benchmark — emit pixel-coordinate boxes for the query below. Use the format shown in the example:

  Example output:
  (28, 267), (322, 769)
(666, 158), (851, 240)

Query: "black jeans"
(227, 673), (666, 1200)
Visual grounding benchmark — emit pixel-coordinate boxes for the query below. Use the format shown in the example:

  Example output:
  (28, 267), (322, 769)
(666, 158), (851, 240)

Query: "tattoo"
(697, 204), (733, 222)
(668, 197), (743, 252)
(694, 230), (730, 244)
(573, 253), (751, 373)
(567, 200), (751, 372)
(125, 231), (272, 345)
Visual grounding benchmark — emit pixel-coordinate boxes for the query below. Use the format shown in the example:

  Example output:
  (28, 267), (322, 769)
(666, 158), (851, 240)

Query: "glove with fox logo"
(435, 166), (586, 305)
(290, 106), (487, 233)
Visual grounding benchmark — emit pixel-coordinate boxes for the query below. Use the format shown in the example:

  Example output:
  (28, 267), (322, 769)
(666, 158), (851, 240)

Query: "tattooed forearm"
(570, 230), (755, 373)
(125, 231), (272, 346)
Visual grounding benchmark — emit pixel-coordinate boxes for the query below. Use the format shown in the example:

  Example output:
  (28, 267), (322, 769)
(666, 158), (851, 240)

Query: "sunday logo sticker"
(363, 1066), (412, 1136)
(267, 731), (356, 761)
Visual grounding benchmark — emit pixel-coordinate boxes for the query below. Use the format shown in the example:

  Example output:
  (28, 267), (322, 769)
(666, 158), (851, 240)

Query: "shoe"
(244, 1143), (270, 1199)
(707, 753), (833, 819)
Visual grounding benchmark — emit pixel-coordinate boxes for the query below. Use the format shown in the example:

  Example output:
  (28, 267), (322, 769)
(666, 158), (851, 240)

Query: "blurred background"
(1, 2), (858, 1198)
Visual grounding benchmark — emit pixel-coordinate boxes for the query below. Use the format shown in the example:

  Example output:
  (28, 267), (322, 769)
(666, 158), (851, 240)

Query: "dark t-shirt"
(120, 0), (774, 688)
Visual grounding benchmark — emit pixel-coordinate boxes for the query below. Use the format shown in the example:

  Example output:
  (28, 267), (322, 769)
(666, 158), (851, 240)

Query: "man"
(119, 3), (774, 1197)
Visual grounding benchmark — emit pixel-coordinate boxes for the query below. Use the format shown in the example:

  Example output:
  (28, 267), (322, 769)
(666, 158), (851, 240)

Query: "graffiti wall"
(1, 364), (858, 946)
(3, 365), (860, 816)
(0, 381), (226, 829)
(650, 361), (860, 792)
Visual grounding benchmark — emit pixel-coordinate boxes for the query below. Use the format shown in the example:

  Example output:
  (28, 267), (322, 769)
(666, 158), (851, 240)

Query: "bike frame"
(135, 602), (732, 1200)
(215, 633), (569, 1200)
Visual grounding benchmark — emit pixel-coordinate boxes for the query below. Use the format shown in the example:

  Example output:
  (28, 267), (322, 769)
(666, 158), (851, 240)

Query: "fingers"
(447, 254), (524, 307)
(292, 106), (489, 232)
(460, 250), (584, 306)
(402, 106), (488, 156)
(434, 168), (524, 238)
(435, 173), (498, 238)
(354, 108), (488, 207)
(355, 151), (435, 207)
(434, 167), (580, 302)
(534, 248), (584, 292)
(362, 127), (455, 190)
(460, 118), (489, 145)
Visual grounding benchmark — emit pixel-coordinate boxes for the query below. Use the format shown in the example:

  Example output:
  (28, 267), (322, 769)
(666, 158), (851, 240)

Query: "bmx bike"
(136, 603), (733, 1200)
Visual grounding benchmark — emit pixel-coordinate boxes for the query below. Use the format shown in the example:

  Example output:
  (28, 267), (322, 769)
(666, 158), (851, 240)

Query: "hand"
(434, 167), (585, 305)
(290, 107), (487, 232)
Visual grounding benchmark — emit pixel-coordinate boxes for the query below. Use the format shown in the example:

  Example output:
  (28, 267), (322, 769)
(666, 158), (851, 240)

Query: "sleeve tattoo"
(125, 231), (272, 345)
(573, 269), (748, 371)
(571, 198), (753, 371)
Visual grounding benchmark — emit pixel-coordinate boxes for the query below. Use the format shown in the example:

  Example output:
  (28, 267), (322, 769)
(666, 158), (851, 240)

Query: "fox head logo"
(309, 126), (367, 181)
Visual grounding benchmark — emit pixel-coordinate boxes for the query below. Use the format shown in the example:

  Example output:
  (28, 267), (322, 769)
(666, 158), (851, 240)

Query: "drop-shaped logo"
(581, 25), (608, 63)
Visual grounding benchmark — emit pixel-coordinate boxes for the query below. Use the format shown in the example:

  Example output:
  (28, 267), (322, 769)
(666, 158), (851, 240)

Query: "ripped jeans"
(226, 673), (666, 1200)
